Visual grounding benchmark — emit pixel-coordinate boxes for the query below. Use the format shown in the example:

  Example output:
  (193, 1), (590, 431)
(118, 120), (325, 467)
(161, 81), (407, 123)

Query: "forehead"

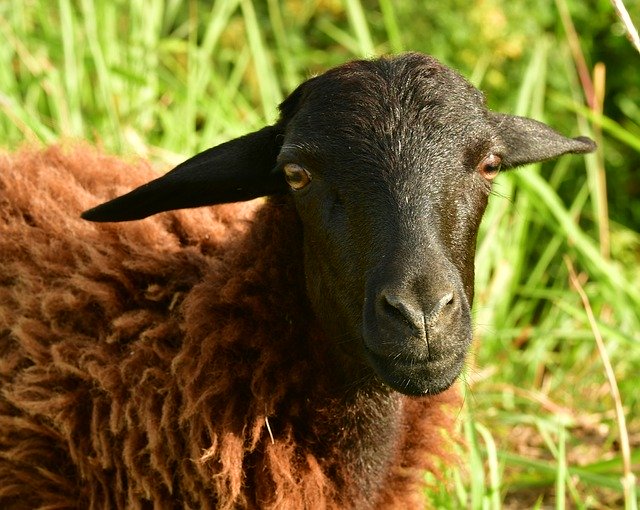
(282, 54), (492, 164)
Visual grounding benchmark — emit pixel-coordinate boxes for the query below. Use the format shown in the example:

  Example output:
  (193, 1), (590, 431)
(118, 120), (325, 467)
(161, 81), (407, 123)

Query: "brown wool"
(0, 146), (460, 509)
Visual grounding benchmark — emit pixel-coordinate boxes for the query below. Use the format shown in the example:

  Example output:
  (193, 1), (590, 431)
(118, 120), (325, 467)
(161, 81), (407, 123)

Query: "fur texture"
(0, 146), (459, 509)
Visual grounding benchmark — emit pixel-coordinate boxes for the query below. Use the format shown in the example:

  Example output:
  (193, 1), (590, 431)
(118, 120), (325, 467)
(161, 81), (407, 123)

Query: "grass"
(1, 0), (638, 507)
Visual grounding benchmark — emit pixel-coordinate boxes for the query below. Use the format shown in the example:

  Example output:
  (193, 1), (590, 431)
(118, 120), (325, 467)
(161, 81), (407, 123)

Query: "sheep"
(0, 52), (595, 509)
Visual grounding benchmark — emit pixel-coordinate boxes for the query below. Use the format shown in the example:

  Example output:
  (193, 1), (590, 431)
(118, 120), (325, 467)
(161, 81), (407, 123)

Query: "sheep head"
(82, 53), (596, 396)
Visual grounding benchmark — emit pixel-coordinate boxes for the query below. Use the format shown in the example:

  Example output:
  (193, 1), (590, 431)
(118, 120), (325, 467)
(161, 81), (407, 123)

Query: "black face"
(278, 56), (503, 395)
(81, 52), (595, 396)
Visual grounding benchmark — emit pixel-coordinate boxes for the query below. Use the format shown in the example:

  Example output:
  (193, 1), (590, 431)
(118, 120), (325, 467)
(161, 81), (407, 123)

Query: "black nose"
(361, 261), (473, 395)
(381, 290), (454, 333)
(367, 285), (461, 361)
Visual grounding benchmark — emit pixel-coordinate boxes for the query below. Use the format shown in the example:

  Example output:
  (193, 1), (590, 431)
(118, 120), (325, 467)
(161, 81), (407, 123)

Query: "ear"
(82, 76), (319, 222)
(489, 112), (596, 169)
(81, 125), (288, 222)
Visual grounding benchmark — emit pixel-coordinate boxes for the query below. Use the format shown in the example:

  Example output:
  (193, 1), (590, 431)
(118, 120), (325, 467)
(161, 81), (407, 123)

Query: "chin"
(365, 349), (465, 396)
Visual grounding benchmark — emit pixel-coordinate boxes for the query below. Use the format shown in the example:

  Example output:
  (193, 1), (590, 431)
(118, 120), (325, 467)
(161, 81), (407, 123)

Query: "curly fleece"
(0, 146), (460, 509)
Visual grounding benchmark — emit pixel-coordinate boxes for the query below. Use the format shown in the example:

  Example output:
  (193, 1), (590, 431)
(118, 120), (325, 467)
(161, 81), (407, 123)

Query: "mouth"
(364, 347), (466, 396)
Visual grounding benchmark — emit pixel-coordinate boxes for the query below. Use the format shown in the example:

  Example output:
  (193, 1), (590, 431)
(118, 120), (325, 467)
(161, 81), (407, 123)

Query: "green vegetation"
(1, 0), (638, 507)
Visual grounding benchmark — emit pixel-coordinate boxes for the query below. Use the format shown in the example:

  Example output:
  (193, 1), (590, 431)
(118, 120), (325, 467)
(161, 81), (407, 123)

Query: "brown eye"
(283, 163), (312, 190)
(478, 154), (502, 180)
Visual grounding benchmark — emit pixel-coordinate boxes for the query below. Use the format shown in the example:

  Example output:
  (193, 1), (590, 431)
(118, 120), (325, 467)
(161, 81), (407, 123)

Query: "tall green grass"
(1, 0), (638, 507)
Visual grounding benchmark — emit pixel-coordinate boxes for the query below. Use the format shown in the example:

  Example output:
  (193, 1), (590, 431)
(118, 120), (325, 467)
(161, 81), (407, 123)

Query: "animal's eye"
(478, 154), (502, 180)
(283, 163), (312, 190)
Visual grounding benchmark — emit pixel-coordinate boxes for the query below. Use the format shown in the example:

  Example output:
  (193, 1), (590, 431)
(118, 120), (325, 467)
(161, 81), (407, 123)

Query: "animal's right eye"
(283, 163), (312, 190)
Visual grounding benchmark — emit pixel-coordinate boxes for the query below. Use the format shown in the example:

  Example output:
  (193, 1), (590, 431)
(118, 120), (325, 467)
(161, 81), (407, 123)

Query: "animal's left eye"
(283, 163), (312, 190)
(478, 154), (502, 180)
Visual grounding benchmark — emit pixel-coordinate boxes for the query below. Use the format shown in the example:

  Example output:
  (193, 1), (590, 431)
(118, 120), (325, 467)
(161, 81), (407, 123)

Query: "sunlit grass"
(1, 0), (638, 507)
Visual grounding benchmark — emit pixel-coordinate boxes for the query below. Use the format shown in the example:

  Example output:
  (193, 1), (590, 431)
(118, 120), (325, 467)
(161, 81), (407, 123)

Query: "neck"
(171, 196), (408, 505)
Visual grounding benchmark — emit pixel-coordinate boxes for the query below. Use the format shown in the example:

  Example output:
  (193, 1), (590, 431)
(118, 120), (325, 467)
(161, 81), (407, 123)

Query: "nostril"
(425, 291), (454, 326)
(381, 294), (405, 322)
(379, 293), (424, 335)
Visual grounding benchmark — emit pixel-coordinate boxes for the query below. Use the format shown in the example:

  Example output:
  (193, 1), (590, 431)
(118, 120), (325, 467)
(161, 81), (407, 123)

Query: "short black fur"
(83, 53), (596, 395)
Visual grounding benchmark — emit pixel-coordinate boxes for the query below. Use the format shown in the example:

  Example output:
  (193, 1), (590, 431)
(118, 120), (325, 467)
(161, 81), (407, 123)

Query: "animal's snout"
(374, 286), (459, 361)
(362, 266), (472, 395)
(381, 289), (454, 328)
